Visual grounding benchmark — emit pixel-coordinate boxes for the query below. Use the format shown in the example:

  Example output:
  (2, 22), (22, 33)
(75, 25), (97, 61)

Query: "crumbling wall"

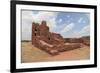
(31, 21), (89, 56)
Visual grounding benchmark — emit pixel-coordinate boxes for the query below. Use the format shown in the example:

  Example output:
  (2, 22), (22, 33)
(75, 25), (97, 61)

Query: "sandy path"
(46, 46), (90, 61)
(21, 42), (90, 63)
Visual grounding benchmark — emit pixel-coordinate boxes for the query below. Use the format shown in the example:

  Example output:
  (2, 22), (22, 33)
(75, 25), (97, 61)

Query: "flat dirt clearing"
(21, 42), (90, 63)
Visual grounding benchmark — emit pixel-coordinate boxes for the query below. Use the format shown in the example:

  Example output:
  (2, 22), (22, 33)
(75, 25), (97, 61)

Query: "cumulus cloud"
(60, 23), (75, 33)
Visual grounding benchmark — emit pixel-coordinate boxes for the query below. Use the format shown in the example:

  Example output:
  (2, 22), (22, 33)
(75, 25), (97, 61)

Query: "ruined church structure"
(32, 21), (90, 55)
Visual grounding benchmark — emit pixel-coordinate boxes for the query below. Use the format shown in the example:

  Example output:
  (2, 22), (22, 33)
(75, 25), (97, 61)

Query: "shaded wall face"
(32, 23), (40, 44)
(39, 25), (49, 37)
(32, 22), (51, 44)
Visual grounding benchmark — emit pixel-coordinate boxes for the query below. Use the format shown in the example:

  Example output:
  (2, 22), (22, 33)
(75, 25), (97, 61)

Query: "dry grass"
(21, 42), (90, 63)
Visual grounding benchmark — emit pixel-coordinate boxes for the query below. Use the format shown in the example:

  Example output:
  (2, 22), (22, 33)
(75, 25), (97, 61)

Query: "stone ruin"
(32, 21), (90, 56)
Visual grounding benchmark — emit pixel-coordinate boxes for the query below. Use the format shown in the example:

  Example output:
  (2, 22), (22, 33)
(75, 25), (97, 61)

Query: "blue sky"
(53, 12), (90, 37)
(22, 10), (90, 40)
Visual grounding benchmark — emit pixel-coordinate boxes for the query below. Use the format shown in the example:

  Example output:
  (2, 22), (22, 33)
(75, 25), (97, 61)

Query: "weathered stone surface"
(65, 37), (90, 46)
(65, 38), (83, 43)
(31, 21), (90, 55)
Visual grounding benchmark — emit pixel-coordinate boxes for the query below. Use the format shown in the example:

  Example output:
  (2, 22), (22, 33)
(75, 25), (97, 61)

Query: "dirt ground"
(21, 42), (90, 63)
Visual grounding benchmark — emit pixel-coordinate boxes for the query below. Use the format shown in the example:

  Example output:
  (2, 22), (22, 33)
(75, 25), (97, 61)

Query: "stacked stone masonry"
(32, 21), (90, 55)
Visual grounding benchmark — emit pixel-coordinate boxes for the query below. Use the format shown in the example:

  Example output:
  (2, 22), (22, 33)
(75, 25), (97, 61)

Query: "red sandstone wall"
(31, 21), (90, 55)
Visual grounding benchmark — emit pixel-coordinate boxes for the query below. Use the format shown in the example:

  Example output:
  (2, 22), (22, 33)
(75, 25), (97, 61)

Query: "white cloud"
(47, 17), (57, 32)
(22, 10), (58, 40)
(77, 25), (90, 37)
(22, 11), (34, 40)
(78, 17), (83, 23)
(32, 11), (58, 29)
(64, 25), (90, 38)
(22, 10), (90, 40)
(60, 24), (90, 38)
(60, 23), (75, 33)
(58, 19), (62, 23)
(32, 12), (55, 21)
(67, 15), (70, 18)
